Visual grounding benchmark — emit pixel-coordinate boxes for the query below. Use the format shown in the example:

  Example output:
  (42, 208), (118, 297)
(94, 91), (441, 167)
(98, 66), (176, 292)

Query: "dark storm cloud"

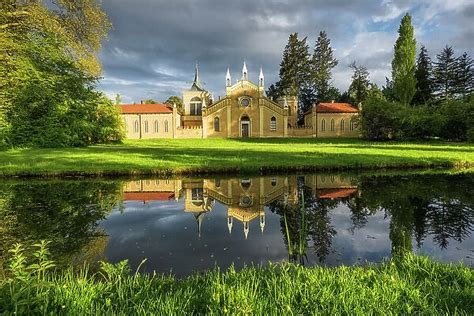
(97, 0), (474, 103)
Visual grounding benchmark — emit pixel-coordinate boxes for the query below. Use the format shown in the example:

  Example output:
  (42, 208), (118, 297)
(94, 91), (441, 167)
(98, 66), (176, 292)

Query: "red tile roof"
(316, 103), (358, 113)
(317, 188), (358, 199)
(124, 192), (175, 203)
(120, 103), (173, 114)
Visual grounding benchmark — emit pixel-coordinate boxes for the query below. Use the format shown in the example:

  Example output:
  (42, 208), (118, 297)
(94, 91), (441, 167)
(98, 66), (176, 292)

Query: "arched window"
(340, 119), (345, 132)
(350, 119), (356, 131)
(134, 120), (139, 133)
(214, 117), (220, 131)
(144, 120), (149, 133)
(190, 97), (202, 116)
(164, 120), (169, 133)
(270, 116), (277, 131)
(154, 120), (159, 133)
(271, 178), (277, 187)
(330, 119), (335, 131)
(321, 119), (326, 132)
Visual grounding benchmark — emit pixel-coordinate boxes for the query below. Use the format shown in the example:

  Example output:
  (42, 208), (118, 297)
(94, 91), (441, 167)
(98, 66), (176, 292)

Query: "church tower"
(242, 61), (248, 80)
(182, 63), (211, 127)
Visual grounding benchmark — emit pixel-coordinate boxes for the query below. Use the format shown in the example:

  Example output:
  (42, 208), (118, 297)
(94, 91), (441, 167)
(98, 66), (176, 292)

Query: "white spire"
(242, 61), (248, 80)
(260, 214), (265, 233)
(244, 221), (249, 239)
(259, 67), (264, 87)
(226, 67), (231, 87)
(227, 216), (233, 234)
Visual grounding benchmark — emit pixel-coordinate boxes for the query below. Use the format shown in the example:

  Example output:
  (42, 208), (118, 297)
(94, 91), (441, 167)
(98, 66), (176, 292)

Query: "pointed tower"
(226, 67), (231, 87)
(260, 213), (265, 233)
(259, 67), (264, 87)
(242, 61), (248, 80)
(243, 221), (249, 239)
(227, 216), (233, 234)
(191, 63), (202, 90)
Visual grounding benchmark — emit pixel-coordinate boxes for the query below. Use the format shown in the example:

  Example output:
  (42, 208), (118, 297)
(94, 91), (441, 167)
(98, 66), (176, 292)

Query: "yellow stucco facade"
(119, 62), (360, 139)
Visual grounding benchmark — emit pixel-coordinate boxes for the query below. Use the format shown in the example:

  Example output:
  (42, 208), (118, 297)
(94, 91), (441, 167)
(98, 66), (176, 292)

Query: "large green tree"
(413, 45), (433, 105)
(348, 62), (371, 105)
(0, 0), (122, 147)
(391, 13), (417, 105)
(455, 52), (473, 99)
(274, 33), (311, 116)
(310, 31), (338, 103)
(433, 46), (458, 101)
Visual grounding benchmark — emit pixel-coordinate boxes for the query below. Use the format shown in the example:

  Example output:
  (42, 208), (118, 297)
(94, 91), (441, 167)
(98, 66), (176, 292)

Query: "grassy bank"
(1, 250), (472, 315)
(1, 138), (473, 177)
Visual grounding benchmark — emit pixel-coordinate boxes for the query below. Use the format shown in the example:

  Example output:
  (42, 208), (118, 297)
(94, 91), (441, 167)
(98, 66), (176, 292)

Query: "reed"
(0, 242), (472, 315)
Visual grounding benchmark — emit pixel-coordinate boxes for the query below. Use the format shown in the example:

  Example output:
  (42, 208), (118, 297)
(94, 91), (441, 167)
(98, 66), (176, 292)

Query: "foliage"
(391, 13), (417, 105)
(413, 45), (433, 105)
(0, 242), (472, 315)
(310, 31), (338, 103)
(0, 0), (121, 147)
(433, 46), (459, 101)
(348, 62), (371, 105)
(360, 95), (474, 141)
(164, 95), (184, 113)
(455, 52), (474, 98)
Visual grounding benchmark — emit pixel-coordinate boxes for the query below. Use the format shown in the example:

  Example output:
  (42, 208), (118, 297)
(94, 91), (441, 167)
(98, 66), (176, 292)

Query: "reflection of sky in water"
(100, 196), (474, 277)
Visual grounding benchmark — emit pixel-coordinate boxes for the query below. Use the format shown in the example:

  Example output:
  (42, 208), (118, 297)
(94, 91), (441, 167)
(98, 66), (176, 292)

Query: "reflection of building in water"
(123, 175), (357, 237)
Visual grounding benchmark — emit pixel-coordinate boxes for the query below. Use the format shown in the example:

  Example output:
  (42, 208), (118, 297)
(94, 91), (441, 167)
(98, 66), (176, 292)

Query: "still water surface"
(1, 172), (473, 277)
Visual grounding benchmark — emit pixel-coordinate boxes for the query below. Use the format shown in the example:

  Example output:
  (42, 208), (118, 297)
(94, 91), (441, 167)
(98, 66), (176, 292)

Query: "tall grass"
(0, 242), (472, 315)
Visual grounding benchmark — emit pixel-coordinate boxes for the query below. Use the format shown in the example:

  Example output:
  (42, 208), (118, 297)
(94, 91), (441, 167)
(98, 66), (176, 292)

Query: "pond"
(0, 171), (473, 277)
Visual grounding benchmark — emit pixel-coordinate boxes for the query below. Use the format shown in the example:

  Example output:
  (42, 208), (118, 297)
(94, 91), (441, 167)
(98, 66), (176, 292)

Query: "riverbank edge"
(1, 161), (474, 179)
(0, 254), (472, 314)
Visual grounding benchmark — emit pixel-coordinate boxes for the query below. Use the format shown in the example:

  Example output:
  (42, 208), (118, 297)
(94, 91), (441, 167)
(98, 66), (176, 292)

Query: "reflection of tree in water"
(268, 177), (338, 263)
(0, 180), (123, 266)
(354, 174), (474, 254)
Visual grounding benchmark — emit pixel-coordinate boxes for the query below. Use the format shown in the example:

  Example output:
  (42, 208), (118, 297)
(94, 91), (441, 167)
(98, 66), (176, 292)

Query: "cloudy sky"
(97, 0), (474, 104)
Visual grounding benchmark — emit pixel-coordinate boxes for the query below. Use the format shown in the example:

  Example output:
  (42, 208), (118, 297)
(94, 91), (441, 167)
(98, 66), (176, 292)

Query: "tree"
(266, 83), (278, 101)
(164, 96), (184, 113)
(348, 62), (371, 105)
(142, 99), (158, 104)
(274, 33), (311, 114)
(391, 13), (417, 105)
(310, 31), (338, 103)
(433, 46), (458, 101)
(413, 45), (433, 105)
(455, 52), (473, 98)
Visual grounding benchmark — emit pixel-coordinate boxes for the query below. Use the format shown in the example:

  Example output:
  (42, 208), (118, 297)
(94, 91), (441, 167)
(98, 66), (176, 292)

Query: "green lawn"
(1, 138), (473, 176)
(1, 253), (472, 315)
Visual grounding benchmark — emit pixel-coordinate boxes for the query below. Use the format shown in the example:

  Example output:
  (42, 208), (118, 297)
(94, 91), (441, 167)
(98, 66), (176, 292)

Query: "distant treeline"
(268, 14), (473, 141)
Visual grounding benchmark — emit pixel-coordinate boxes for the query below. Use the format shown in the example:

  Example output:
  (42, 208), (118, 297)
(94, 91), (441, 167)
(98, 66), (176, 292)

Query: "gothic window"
(271, 178), (277, 187)
(350, 119), (356, 131)
(321, 119), (326, 132)
(190, 97), (202, 115)
(340, 119), (345, 131)
(154, 120), (159, 133)
(214, 117), (220, 131)
(270, 116), (277, 131)
(134, 120), (139, 133)
(144, 120), (149, 133)
(330, 119), (335, 131)
(164, 120), (169, 133)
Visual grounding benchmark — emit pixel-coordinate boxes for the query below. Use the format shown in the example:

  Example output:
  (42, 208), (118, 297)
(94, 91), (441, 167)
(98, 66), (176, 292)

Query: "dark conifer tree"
(413, 45), (433, 105)
(266, 83), (278, 101)
(348, 62), (371, 105)
(433, 46), (458, 101)
(455, 52), (474, 98)
(310, 31), (338, 103)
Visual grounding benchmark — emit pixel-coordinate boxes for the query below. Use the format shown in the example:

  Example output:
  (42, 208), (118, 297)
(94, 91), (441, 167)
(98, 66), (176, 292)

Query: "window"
(330, 119), (335, 131)
(321, 119), (326, 132)
(164, 120), (169, 133)
(154, 120), (159, 133)
(340, 119), (345, 132)
(350, 119), (356, 131)
(190, 97), (202, 115)
(270, 116), (276, 131)
(134, 120), (139, 133)
(192, 188), (203, 200)
(271, 178), (277, 187)
(214, 117), (220, 131)
(144, 120), (149, 133)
